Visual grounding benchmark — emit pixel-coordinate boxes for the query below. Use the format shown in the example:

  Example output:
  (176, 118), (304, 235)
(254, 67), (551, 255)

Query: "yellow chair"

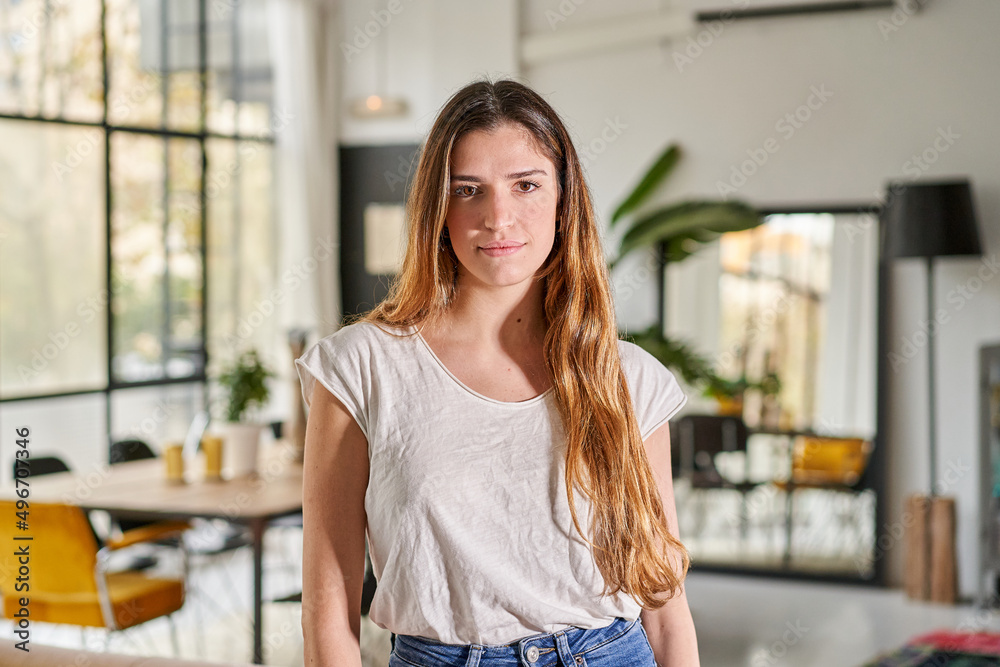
(0, 501), (189, 647)
(776, 437), (874, 565)
(790, 436), (872, 487)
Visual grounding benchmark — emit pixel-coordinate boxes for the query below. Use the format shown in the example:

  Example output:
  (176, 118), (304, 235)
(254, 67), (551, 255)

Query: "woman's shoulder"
(315, 319), (417, 352)
(616, 337), (661, 375)
(615, 337), (686, 402)
(295, 320), (420, 417)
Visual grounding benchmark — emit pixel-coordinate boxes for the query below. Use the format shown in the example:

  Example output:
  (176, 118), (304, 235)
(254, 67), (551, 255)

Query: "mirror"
(665, 209), (880, 579)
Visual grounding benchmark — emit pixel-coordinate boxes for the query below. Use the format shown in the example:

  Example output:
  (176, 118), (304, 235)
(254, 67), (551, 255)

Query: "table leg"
(783, 486), (793, 567)
(252, 519), (265, 664)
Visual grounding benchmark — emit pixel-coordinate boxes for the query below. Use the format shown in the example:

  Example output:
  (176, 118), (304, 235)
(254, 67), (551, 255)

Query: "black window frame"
(0, 0), (275, 460)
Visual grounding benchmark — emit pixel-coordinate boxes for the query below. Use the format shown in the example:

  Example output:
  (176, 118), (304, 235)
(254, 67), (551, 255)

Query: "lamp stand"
(904, 257), (958, 604)
(882, 179), (981, 605)
(927, 256), (938, 497)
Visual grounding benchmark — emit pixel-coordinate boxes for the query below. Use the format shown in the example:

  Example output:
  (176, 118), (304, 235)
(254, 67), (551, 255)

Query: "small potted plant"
(704, 375), (749, 417)
(217, 349), (274, 477)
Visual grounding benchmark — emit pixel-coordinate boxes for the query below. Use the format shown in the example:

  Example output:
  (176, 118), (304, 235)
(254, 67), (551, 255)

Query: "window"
(718, 213), (836, 432)
(0, 0), (278, 470)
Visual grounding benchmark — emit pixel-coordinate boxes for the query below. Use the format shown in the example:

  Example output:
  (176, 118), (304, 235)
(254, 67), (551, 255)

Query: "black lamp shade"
(881, 179), (983, 259)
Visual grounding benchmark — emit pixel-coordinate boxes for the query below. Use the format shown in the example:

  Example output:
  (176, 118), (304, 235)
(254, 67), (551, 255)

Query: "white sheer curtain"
(267, 0), (341, 340)
(815, 214), (879, 437)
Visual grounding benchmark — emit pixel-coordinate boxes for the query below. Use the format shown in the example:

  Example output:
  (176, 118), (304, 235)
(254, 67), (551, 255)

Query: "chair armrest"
(94, 520), (191, 630)
(105, 520), (191, 551)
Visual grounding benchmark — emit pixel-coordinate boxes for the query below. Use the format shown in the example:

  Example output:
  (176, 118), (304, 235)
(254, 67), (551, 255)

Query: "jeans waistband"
(394, 617), (638, 667)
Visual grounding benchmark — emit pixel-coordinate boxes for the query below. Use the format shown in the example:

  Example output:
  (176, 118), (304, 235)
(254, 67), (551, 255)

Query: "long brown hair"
(360, 77), (688, 607)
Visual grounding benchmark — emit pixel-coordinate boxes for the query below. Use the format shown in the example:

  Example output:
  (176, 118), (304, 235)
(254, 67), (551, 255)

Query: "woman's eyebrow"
(450, 169), (548, 182)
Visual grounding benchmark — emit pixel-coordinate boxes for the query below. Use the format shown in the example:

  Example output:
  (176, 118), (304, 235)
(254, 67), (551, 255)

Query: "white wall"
(520, 0), (1000, 596)
(337, 0), (519, 145)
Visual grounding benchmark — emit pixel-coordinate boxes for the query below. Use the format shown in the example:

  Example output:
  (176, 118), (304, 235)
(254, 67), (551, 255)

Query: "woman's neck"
(433, 275), (547, 349)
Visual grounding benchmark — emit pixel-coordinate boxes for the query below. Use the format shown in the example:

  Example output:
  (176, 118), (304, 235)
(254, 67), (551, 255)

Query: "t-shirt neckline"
(409, 325), (554, 407)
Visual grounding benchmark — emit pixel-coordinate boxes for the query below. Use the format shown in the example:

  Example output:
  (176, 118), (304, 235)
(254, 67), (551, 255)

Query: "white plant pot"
(222, 422), (263, 478)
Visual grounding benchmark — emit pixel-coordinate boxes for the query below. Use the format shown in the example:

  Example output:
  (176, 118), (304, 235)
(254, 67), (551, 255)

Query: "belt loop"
(555, 632), (575, 666)
(465, 644), (483, 667)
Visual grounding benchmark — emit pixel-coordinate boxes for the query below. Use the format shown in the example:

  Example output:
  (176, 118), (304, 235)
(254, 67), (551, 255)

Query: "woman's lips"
(480, 243), (524, 257)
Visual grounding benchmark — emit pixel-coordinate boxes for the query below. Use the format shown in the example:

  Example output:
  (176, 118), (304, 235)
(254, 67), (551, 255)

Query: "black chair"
(109, 439), (159, 534)
(12, 455), (69, 478)
(675, 414), (762, 540)
(11, 455), (116, 558)
(109, 438), (157, 464)
(676, 415), (752, 480)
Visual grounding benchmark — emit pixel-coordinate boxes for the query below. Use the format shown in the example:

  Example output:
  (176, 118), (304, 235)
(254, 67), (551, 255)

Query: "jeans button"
(526, 646), (540, 662)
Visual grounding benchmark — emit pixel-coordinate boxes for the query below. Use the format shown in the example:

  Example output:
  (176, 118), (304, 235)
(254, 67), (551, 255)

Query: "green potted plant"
(609, 143), (765, 401)
(217, 349), (275, 477)
(703, 375), (750, 417)
(701, 371), (783, 419)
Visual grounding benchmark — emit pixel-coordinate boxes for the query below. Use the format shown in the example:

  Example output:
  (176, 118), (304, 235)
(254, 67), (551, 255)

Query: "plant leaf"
(616, 200), (761, 262)
(610, 144), (681, 227)
(217, 349), (275, 423)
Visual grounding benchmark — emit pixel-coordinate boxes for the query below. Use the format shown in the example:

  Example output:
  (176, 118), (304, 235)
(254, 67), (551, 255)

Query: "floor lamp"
(881, 178), (983, 602)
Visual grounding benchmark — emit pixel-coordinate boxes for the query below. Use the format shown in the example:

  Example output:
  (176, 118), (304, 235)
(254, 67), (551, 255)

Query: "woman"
(296, 78), (699, 666)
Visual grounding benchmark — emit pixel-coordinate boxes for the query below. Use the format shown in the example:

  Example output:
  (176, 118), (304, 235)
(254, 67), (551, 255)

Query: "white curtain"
(815, 214), (879, 437)
(267, 0), (341, 341)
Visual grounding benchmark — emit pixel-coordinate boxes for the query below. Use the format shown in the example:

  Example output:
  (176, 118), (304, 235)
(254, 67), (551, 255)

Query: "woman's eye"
(516, 181), (540, 193)
(453, 185), (477, 197)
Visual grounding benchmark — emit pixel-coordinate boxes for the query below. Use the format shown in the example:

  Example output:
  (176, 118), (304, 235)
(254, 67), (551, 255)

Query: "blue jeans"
(389, 617), (657, 667)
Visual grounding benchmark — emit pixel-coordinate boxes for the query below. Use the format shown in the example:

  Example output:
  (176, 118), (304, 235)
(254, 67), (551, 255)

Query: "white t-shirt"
(294, 321), (687, 645)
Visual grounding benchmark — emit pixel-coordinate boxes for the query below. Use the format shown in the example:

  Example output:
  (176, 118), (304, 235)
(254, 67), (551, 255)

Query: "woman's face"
(444, 123), (559, 293)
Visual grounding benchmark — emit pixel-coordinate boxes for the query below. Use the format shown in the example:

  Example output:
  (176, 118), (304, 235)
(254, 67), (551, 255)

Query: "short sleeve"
(618, 340), (688, 440)
(294, 324), (372, 439)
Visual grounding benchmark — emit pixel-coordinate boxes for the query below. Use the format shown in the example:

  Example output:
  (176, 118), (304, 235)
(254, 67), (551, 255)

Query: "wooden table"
(10, 444), (303, 664)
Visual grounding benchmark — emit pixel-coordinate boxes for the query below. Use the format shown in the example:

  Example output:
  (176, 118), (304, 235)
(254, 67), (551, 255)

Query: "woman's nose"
(484, 192), (515, 230)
